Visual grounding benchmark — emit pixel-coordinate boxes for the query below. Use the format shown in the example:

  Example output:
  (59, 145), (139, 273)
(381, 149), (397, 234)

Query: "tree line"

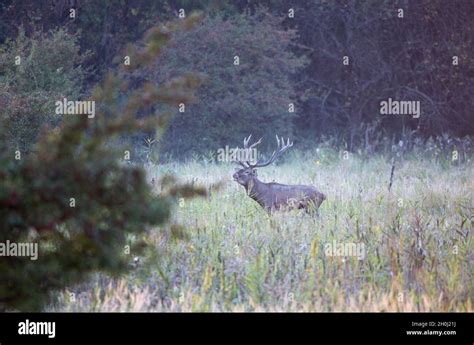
(1, 0), (473, 157)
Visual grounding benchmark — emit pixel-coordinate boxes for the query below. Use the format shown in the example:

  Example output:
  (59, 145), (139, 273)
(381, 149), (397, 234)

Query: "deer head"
(232, 135), (293, 187)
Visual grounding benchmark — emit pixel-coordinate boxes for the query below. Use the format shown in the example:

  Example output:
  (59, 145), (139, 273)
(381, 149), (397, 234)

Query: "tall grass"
(50, 149), (473, 312)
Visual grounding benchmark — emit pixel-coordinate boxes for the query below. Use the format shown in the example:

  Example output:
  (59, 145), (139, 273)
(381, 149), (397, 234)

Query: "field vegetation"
(50, 144), (473, 312)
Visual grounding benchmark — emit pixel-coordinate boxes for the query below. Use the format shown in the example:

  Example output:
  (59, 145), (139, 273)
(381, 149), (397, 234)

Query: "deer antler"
(250, 135), (293, 168)
(237, 135), (262, 168)
(243, 134), (262, 151)
(236, 135), (293, 168)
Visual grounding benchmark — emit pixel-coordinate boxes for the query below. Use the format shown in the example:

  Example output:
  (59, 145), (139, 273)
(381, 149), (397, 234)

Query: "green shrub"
(0, 15), (205, 311)
(0, 28), (88, 152)
(142, 8), (307, 157)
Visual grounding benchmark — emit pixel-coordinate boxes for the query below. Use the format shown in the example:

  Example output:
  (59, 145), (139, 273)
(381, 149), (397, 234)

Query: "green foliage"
(0, 16), (205, 311)
(1, 0), (473, 156)
(142, 8), (307, 156)
(280, 0), (474, 144)
(0, 28), (88, 152)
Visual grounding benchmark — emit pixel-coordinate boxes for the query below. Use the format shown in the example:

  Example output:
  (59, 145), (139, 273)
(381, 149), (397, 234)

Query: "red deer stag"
(233, 135), (326, 213)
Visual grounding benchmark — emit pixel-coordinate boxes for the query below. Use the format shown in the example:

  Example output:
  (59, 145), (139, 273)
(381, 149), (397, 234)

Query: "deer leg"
(265, 204), (275, 214)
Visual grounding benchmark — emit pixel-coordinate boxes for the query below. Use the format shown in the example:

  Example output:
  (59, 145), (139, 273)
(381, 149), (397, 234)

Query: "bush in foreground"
(0, 14), (205, 311)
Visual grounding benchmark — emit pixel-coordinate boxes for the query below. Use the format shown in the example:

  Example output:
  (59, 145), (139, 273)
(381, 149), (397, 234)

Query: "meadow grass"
(51, 151), (473, 312)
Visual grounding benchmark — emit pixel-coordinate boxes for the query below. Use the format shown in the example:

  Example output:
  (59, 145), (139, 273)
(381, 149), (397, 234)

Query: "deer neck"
(245, 177), (265, 199)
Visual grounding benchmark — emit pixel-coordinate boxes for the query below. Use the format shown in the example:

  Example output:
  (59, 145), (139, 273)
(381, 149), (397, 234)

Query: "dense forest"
(1, 0), (473, 158)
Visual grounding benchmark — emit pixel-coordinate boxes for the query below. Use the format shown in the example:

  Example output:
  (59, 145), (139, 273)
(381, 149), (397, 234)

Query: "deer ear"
(252, 168), (257, 176)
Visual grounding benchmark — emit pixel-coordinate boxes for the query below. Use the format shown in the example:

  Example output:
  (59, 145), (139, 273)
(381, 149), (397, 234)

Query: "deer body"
(242, 177), (326, 213)
(233, 135), (326, 214)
